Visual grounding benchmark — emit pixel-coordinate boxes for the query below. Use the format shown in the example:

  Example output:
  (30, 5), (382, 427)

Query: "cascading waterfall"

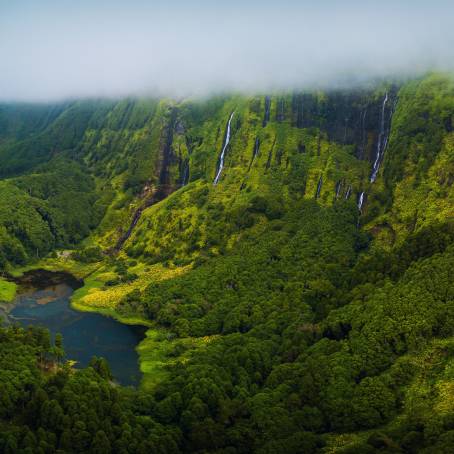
(357, 191), (365, 210)
(213, 112), (235, 185)
(181, 160), (190, 186)
(335, 180), (342, 198)
(315, 175), (323, 199)
(253, 137), (260, 159)
(370, 92), (389, 183)
(331, 93), (395, 214)
(356, 92), (394, 215)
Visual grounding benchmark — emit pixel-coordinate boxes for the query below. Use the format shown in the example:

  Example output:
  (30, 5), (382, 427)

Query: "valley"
(0, 73), (452, 452)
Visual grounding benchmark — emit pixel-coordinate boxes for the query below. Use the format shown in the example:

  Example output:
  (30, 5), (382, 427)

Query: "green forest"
(0, 73), (453, 453)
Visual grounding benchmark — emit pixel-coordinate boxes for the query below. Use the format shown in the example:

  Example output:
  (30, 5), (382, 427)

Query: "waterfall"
(370, 92), (389, 183)
(355, 92), (395, 215)
(345, 185), (352, 199)
(335, 180), (342, 198)
(253, 137), (260, 159)
(357, 191), (365, 211)
(315, 175), (323, 199)
(213, 112), (235, 185)
(263, 96), (271, 127)
(181, 160), (190, 186)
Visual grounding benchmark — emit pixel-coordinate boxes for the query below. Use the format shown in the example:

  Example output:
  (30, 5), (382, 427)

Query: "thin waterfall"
(357, 92), (395, 215)
(181, 160), (190, 186)
(213, 112), (235, 185)
(315, 175), (323, 199)
(253, 137), (260, 159)
(370, 92), (389, 182)
(345, 185), (352, 199)
(335, 180), (342, 198)
(357, 191), (365, 211)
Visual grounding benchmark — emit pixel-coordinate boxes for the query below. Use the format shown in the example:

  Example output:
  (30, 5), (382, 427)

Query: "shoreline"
(5, 265), (160, 389)
(0, 301), (12, 325)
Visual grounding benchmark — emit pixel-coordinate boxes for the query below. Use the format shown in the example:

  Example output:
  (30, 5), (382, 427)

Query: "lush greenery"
(0, 326), (179, 453)
(0, 279), (16, 303)
(0, 159), (104, 270)
(0, 73), (452, 452)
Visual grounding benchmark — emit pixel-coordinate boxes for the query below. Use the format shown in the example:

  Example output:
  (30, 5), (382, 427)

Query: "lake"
(8, 270), (145, 386)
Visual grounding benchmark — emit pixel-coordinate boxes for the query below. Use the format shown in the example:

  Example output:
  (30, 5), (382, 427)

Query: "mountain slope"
(0, 73), (452, 453)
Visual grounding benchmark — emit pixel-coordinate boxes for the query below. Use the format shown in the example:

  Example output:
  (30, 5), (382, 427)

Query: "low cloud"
(1, 0), (453, 101)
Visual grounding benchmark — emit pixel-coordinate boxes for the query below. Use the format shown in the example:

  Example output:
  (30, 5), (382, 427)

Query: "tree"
(89, 357), (113, 380)
(90, 430), (111, 454)
(174, 318), (190, 338)
(51, 333), (65, 364)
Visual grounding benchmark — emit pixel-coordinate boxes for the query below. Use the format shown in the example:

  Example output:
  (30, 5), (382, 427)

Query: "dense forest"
(0, 73), (453, 453)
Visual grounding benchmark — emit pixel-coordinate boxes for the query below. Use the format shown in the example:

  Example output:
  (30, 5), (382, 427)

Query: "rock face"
(1, 77), (446, 265)
(287, 89), (398, 164)
(263, 96), (271, 127)
(370, 92), (395, 183)
(276, 98), (285, 122)
(114, 106), (179, 252)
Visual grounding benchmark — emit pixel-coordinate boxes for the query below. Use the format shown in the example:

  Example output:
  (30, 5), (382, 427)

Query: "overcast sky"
(1, 0), (453, 101)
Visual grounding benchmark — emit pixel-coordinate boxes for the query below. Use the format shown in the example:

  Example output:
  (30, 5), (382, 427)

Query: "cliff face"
(0, 74), (451, 262)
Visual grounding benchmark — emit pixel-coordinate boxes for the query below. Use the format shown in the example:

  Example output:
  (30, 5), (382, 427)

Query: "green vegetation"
(366, 73), (454, 246)
(0, 325), (179, 453)
(0, 73), (452, 452)
(0, 279), (16, 302)
(0, 160), (104, 271)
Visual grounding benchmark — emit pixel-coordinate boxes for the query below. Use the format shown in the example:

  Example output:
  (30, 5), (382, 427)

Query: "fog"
(1, 0), (453, 101)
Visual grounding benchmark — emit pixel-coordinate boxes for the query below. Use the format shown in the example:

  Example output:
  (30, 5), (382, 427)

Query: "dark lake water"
(8, 270), (145, 386)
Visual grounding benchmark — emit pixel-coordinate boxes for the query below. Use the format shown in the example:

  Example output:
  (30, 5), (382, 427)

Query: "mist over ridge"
(1, 0), (454, 101)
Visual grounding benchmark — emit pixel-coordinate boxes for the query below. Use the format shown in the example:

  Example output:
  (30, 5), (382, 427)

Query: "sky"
(1, 0), (453, 101)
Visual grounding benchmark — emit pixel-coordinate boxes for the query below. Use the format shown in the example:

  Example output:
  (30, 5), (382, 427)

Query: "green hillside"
(0, 73), (452, 453)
